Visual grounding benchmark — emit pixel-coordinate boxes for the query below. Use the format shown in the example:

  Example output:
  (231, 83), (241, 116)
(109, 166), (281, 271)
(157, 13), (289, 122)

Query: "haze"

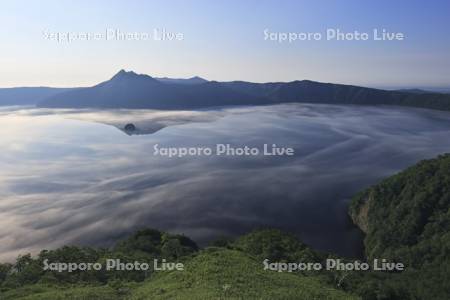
(0, 0), (449, 88)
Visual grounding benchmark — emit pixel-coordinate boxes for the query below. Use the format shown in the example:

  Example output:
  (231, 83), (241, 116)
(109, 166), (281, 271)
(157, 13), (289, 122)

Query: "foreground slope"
(131, 248), (356, 300)
(0, 229), (357, 300)
(1, 248), (357, 300)
(2, 154), (449, 299)
(349, 153), (450, 299)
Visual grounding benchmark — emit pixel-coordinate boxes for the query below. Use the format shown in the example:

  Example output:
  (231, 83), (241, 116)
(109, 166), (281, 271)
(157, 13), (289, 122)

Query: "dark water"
(1, 104), (450, 261)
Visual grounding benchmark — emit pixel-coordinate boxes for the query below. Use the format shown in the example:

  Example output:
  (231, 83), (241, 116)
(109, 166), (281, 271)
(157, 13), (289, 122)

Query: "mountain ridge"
(3, 70), (450, 111)
(38, 70), (450, 110)
(37, 70), (268, 109)
(155, 75), (208, 85)
(0, 87), (76, 106)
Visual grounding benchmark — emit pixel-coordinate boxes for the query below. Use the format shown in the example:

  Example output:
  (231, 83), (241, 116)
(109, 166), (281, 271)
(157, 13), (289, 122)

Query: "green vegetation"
(0, 229), (357, 300)
(0, 229), (198, 290)
(1, 154), (449, 299)
(0, 285), (124, 300)
(232, 228), (324, 263)
(131, 248), (355, 300)
(350, 153), (450, 299)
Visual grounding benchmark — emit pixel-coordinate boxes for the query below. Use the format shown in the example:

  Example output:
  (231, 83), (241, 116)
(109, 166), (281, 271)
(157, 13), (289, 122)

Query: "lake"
(1, 103), (450, 261)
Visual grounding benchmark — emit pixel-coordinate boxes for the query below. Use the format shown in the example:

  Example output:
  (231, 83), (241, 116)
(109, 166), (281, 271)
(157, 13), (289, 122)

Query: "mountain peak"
(190, 76), (205, 80)
(112, 69), (137, 79)
(110, 70), (153, 81)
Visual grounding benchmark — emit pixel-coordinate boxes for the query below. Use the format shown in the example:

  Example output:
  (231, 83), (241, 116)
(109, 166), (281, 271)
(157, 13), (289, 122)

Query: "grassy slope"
(2, 249), (358, 300)
(0, 285), (122, 300)
(131, 248), (357, 300)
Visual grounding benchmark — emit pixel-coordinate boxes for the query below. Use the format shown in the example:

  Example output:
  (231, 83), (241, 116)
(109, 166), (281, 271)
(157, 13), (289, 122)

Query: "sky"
(0, 0), (449, 88)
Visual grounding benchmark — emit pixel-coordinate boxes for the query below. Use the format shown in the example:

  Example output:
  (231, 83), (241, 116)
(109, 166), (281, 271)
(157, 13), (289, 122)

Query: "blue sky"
(0, 0), (449, 88)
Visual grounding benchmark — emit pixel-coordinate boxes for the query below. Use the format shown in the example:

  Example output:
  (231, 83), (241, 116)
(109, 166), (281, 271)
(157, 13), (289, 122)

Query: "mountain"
(155, 76), (208, 85)
(36, 70), (450, 111)
(349, 154), (450, 300)
(38, 70), (266, 109)
(224, 80), (450, 110)
(394, 88), (432, 94)
(0, 87), (75, 106)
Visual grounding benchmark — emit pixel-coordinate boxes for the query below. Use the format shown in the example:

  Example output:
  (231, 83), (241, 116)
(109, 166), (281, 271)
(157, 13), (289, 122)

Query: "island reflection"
(1, 104), (450, 261)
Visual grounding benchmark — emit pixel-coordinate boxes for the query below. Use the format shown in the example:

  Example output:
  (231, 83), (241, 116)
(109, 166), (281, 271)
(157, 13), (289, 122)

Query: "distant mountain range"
(37, 70), (267, 109)
(1, 70), (450, 111)
(393, 88), (450, 94)
(155, 76), (208, 85)
(0, 87), (75, 106)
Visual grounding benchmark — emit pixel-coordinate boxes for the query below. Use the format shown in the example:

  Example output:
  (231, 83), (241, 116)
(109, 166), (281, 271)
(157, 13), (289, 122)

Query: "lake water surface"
(1, 104), (450, 261)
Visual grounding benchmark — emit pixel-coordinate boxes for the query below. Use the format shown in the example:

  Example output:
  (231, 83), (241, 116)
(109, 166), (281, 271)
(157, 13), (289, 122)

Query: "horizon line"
(1, 70), (449, 91)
